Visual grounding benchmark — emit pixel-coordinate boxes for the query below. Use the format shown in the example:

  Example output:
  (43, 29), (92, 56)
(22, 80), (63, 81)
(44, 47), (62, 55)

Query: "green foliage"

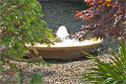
(0, 0), (53, 59)
(82, 41), (126, 84)
(29, 73), (43, 84)
(0, 0), (53, 84)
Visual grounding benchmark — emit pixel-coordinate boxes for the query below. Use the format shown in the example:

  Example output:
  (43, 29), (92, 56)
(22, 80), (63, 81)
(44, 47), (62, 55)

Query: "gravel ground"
(0, 38), (118, 84)
(0, 54), (112, 84)
(41, 38), (117, 84)
(41, 54), (112, 84)
(31, 38), (118, 84)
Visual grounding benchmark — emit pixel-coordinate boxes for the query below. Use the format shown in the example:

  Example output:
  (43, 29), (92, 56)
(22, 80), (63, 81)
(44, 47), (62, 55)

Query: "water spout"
(56, 26), (69, 42)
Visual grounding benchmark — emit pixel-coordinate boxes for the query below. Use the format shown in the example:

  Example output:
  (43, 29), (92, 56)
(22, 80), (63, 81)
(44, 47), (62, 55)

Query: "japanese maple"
(73, 0), (126, 41)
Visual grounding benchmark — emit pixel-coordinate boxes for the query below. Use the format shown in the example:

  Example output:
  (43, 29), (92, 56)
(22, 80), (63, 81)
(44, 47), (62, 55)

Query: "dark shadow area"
(43, 50), (99, 64)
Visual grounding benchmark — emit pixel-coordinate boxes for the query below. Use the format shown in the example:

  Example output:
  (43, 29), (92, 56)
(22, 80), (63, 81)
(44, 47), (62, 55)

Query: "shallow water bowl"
(26, 38), (103, 59)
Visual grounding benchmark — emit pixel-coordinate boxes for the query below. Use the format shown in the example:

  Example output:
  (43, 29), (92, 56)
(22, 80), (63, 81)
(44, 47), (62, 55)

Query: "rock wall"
(39, 1), (87, 32)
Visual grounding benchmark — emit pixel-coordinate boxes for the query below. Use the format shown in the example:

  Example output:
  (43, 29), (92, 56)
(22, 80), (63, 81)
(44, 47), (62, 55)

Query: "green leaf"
(0, 65), (3, 70)
(19, 0), (25, 5)
(41, 59), (50, 66)
(1, 2), (8, 7)
(82, 42), (126, 84)
(0, 10), (2, 15)
(1, 55), (6, 64)
(12, 0), (17, 2)
(101, 78), (113, 84)
(112, 80), (120, 84)
(19, 70), (25, 84)
(0, 0), (53, 83)
(29, 73), (43, 84)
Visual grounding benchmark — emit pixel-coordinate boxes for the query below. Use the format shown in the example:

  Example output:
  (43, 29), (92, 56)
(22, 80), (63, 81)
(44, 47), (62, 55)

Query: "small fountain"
(55, 26), (69, 42)
(27, 26), (103, 59)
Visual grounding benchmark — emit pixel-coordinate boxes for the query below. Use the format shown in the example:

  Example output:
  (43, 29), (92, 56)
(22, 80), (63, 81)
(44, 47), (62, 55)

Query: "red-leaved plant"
(72, 0), (126, 41)
(74, 1), (126, 84)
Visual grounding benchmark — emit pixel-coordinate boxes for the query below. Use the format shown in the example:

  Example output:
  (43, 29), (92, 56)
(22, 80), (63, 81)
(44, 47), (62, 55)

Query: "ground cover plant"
(73, 0), (126, 84)
(0, 0), (53, 84)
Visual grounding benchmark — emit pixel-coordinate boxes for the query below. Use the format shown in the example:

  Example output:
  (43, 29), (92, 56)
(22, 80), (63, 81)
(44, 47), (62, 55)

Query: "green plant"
(82, 41), (126, 84)
(0, 0), (53, 84)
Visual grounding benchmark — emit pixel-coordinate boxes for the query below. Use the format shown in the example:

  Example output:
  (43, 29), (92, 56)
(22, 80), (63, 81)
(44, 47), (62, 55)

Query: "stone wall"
(39, 1), (87, 32)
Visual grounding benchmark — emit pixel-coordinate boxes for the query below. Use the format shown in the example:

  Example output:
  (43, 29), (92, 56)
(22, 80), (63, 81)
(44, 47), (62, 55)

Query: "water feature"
(54, 26), (102, 47)
(56, 26), (69, 42)
(26, 26), (103, 59)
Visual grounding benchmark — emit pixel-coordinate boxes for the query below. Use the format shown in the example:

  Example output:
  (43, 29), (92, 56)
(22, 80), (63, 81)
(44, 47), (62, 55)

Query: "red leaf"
(74, 11), (84, 19)
(123, 21), (126, 24)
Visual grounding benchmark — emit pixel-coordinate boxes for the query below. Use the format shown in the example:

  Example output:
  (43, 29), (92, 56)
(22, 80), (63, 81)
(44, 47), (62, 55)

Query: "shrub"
(75, 0), (126, 83)
(82, 41), (126, 84)
(73, 0), (126, 40)
(0, 0), (53, 59)
(0, 0), (53, 83)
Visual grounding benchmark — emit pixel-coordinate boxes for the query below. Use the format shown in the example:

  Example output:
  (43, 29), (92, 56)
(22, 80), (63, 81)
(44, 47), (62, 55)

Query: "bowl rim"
(26, 38), (103, 49)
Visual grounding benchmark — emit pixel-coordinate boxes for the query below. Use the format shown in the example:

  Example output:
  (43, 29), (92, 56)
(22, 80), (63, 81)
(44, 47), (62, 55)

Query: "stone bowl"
(26, 38), (103, 59)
